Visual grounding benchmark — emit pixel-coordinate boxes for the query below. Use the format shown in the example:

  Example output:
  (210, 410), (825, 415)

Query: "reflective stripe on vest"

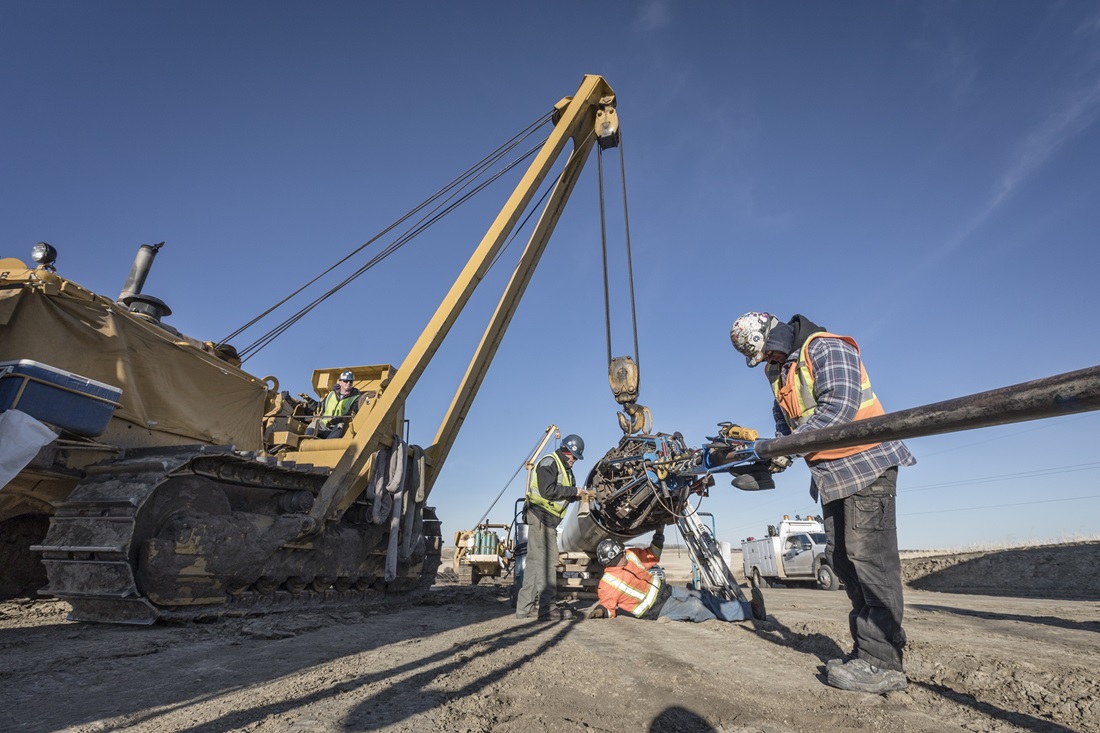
(526, 452), (574, 519)
(319, 390), (358, 429)
(599, 551), (664, 618)
(767, 332), (885, 461)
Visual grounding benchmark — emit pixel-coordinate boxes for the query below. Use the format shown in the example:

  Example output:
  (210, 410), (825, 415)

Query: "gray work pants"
(515, 513), (557, 618)
(823, 467), (906, 672)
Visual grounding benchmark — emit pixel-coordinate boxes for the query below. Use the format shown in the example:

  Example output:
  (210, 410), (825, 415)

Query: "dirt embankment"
(0, 541), (1097, 733)
(901, 541), (1100, 600)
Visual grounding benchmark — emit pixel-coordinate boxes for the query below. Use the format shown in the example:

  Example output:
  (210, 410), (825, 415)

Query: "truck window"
(809, 533), (827, 545)
(786, 535), (812, 551)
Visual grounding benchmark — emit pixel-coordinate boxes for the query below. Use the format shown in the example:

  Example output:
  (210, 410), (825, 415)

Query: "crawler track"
(34, 446), (442, 624)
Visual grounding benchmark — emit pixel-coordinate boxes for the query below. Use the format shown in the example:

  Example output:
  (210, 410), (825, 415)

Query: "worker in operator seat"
(588, 531), (766, 623)
(730, 311), (916, 693)
(515, 433), (590, 622)
(309, 369), (361, 439)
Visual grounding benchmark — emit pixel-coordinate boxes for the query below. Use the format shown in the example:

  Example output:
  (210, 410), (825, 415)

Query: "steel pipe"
(755, 364), (1100, 460)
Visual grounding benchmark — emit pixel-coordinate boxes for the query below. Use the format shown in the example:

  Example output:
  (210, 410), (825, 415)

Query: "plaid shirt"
(770, 336), (915, 504)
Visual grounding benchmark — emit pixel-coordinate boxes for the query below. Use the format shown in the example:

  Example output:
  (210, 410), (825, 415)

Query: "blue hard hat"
(561, 434), (584, 460)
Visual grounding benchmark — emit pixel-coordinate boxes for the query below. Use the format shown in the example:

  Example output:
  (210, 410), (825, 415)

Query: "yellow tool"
(719, 422), (759, 441)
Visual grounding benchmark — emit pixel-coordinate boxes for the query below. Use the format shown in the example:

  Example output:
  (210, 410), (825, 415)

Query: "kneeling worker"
(589, 531), (766, 623)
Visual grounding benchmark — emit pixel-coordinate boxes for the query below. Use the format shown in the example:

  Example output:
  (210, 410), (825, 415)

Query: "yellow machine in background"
(449, 424), (562, 587)
(0, 74), (621, 623)
(452, 524), (514, 585)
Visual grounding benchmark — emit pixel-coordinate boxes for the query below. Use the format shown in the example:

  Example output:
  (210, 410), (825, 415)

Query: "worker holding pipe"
(730, 312), (915, 694)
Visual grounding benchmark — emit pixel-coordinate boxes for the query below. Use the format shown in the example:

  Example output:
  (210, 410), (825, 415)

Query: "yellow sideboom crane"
(0, 75), (620, 623)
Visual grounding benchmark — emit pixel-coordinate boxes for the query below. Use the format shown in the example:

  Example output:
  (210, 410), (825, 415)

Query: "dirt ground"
(1, 542), (1098, 733)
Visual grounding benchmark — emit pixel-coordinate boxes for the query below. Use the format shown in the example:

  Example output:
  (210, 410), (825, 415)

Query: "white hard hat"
(730, 312), (778, 368)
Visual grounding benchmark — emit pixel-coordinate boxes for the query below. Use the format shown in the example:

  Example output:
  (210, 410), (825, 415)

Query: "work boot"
(750, 587), (767, 620)
(826, 658), (907, 693)
(825, 652), (857, 672)
(543, 606), (579, 622)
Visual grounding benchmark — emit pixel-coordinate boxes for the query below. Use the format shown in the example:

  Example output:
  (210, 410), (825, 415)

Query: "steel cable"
(596, 137), (641, 369)
(225, 112), (554, 354)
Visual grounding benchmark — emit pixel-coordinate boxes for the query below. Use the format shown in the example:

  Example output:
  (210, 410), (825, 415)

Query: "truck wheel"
(816, 563), (839, 591)
(751, 567), (768, 589)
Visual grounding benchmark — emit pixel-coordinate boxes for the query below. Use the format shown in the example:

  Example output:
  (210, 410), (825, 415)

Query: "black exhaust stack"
(117, 242), (172, 322)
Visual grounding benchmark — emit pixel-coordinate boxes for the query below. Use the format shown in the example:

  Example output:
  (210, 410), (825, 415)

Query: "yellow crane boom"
(294, 75), (619, 528)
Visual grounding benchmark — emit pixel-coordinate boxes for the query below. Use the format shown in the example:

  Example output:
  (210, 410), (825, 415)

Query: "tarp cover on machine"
(0, 287), (265, 448)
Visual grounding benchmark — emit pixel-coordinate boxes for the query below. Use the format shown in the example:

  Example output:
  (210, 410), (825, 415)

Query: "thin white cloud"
(633, 0), (671, 33)
(912, 7), (979, 98)
(989, 75), (1100, 213)
(863, 71), (1100, 340)
(1075, 10), (1100, 36)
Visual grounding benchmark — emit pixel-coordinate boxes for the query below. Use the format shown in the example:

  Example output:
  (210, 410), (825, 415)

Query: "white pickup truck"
(741, 516), (839, 590)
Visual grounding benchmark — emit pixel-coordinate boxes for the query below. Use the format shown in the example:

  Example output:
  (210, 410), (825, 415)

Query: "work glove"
(649, 565), (666, 582)
(768, 455), (794, 473)
(729, 461), (777, 492)
(587, 604), (609, 619)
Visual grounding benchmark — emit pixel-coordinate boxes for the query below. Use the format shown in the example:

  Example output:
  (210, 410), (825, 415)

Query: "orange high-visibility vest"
(597, 548), (663, 619)
(767, 332), (884, 461)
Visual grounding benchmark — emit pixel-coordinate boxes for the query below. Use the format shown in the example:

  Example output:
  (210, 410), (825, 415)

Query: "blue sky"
(4, 1), (1099, 550)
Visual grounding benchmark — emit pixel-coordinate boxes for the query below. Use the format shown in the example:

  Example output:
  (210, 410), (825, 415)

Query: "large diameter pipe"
(755, 364), (1100, 460)
(557, 505), (645, 554)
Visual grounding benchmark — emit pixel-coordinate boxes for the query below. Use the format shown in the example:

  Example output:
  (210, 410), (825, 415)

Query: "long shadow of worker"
(341, 616), (578, 730)
(908, 603), (1100, 634)
(752, 616), (1079, 732)
(747, 613), (847, 667)
(649, 705), (717, 732)
(166, 609), (580, 733)
(915, 681), (1077, 733)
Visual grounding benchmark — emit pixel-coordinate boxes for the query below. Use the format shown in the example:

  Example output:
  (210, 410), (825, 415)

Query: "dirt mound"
(902, 541), (1100, 600)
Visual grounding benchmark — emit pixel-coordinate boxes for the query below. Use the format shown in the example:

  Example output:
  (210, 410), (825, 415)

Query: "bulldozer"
(0, 74), (622, 624)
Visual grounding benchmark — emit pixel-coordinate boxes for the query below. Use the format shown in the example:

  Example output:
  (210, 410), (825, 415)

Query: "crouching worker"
(589, 531), (766, 623)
